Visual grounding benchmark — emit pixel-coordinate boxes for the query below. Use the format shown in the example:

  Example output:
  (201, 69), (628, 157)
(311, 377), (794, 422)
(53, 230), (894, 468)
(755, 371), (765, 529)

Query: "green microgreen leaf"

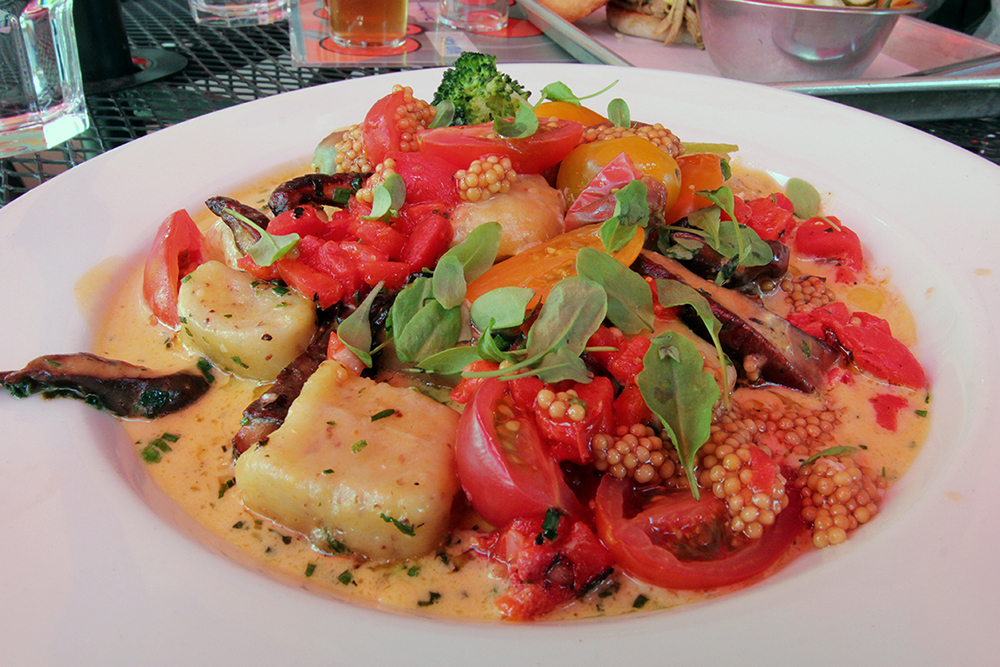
(653, 278), (728, 405)
(432, 254), (467, 311)
(226, 207), (299, 267)
(394, 297), (463, 363)
(599, 179), (649, 253)
(576, 247), (653, 335)
(636, 331), (720, 499)
(470, 286), (535, 331)
(493, 102), (539, 139)
(538, 80), (618, 105)
(439, 221), (503, 284)
(785, 177), (821, 219)
(336, 281), (384, 368)
(428, 100), (455, 129)
(416, 344), (484, 375)
(363, 173), (406, 221)
(607, 98), (630, 128)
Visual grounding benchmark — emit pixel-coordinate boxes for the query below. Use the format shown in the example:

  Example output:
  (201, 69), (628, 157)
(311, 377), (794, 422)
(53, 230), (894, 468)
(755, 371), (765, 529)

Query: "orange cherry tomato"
(663, 153), (727, 225)
(556, 136), (681, 210)
(465, 224), (645, 305)
(533, 100), (607, 126)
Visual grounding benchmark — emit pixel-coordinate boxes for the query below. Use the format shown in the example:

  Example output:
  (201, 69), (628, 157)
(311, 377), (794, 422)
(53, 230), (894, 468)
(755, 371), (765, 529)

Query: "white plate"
(2, 65), (999, 666)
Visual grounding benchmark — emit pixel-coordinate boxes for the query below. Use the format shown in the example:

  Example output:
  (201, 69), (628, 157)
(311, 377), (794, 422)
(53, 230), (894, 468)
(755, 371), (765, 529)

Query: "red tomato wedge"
(142, 209), (205, 328)
(595, 476), (804, 590)
(362, 89), (407, 165)
(418, 119), (584, 174)
(455, 378), (587, 528)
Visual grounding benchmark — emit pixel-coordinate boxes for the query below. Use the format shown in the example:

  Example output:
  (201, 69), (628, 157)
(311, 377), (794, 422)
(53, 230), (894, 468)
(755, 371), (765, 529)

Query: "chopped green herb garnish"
(43, 359), (61, 367)
(417, 592), (442, 607)
(305, 563), (317, 577)
(231, 356), (250, 369)
(322, 468), (334, 475)
(407, 566), (421, 577)
(140, 445), (162, 463)
(633, 595), (649, 609)
(196, 358), (215, 384)
(161, 433), (179, 443)
(233, 521), (245, 529)
(536, 508), (562, 544)
(801, 445), (858, 467)
(915, 409), (928, 417)
(272, 285), (291, 296)
(218, 478), (236, 498)
(352, 439), (368, 453)
(337, 570), (354, 585)
(371, 408), (396, 421)
(380, 513), (416, 536)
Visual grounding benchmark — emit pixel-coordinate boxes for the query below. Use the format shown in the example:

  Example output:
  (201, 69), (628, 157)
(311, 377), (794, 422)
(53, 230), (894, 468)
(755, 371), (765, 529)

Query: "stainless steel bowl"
(696, 0), (925, 83)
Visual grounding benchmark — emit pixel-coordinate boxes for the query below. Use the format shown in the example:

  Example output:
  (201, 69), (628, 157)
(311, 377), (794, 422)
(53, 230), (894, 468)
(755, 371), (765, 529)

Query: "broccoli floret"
(431, 52), (531, 127)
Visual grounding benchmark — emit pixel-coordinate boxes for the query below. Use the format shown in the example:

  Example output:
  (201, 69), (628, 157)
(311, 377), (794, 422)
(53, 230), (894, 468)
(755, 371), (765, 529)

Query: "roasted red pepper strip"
(788, 302), (926, 389)
(793, 216), (864, 272)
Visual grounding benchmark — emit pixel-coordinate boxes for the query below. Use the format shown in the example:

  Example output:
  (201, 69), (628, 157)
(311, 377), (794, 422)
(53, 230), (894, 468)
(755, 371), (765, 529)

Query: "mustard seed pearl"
(758, 509), (776, 526)
(723, 476), (742, 497)
(548, 401), (567, 419)
(536, 389), (555, 409)
(567, 403), (587, 422)
(605, 449), (622, 465)
(813, 532), (830, 549)
(827, 527), (848, 546)
(634, 465), (656, 484)
(745, 522), (764, 540)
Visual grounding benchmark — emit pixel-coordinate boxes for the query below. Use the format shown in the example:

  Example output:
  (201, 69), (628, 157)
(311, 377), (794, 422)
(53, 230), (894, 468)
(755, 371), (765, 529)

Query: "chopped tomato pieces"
(793, 216), (864, 272)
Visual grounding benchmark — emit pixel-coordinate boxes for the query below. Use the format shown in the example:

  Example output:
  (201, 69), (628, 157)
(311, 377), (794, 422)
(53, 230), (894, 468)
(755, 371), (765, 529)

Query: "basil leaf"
(470, 286), (535, 330)
(599, 180), (649, 253)
(336, 282), (383, 368)
(440, 221), (502, 283)
(576, 247), (653, 335)
(637, 331), (720, 498)
(493, 102), (538, 139)
(607, 98), (630, 128)
(394, 299), (462, 363)
(417, 345), (483, 375)
(432, 254), (467, 310)
(785, 177), (821, 219)
(363, 173), (406, 221)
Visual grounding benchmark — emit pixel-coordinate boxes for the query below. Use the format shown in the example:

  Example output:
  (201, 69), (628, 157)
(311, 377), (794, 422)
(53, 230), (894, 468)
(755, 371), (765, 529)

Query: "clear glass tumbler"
(188, 0), (289, 27)
(0, 0), (88, 159)
(438, 0), (508, 32)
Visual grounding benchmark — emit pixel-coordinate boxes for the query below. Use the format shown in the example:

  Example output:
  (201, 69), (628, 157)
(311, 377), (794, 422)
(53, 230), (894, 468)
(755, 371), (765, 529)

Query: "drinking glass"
(188, 0), (290, 27)
(438, 0), (508, 32)
(326, 0), (408, 49)
(0, 0), (88, 158)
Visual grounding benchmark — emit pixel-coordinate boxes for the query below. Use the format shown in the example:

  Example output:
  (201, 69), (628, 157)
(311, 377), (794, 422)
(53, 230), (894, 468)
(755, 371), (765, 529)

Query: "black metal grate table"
(2, 0), (998, 207)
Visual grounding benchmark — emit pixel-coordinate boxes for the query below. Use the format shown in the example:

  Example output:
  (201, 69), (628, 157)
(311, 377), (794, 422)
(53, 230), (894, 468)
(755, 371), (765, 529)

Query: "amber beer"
(327, 0), (408, 48)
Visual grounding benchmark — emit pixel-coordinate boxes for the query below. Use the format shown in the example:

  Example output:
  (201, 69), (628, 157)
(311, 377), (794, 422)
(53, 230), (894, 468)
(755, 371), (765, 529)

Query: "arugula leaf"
(576, 247), (653, 335)
(599, 180), (649, 253)
(470, 286), (535, 330)
(494, 102), (539, 139)
(607, 98), (630, 128)
(336, 282), (384, 368)
(654, 278), (728, 400)
(636, 331), (720, 498)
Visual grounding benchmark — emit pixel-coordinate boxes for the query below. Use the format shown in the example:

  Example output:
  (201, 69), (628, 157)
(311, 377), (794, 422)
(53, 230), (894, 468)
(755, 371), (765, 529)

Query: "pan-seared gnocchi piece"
(450, 174), (566, 259)
(177, 260), (317, 382)
(235, 360), (461, 562)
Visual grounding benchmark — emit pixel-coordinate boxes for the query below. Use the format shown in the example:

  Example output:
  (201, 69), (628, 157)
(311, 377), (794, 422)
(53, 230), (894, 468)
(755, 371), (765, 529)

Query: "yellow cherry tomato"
(466, 224), (646, 306)
(556, 136), (682, 211)
(534, 101), (608, 126)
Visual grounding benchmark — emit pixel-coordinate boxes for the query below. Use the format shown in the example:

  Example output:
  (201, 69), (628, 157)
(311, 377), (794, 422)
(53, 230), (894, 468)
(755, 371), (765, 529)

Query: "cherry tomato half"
(532, 376), (614, 465)
(594, 476), (804, 590)
(142, 209), (205, 328)
(455, 378), (588, 528)
(465, 224), (645, 305)
(418, 118), (584, 174)
(362, 88), (407, 165)
(556, 136), (681, 209)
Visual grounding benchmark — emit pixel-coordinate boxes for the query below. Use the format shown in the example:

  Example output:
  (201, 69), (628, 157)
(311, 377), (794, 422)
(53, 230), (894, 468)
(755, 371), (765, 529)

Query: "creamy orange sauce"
(90, 165), (930, 621)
